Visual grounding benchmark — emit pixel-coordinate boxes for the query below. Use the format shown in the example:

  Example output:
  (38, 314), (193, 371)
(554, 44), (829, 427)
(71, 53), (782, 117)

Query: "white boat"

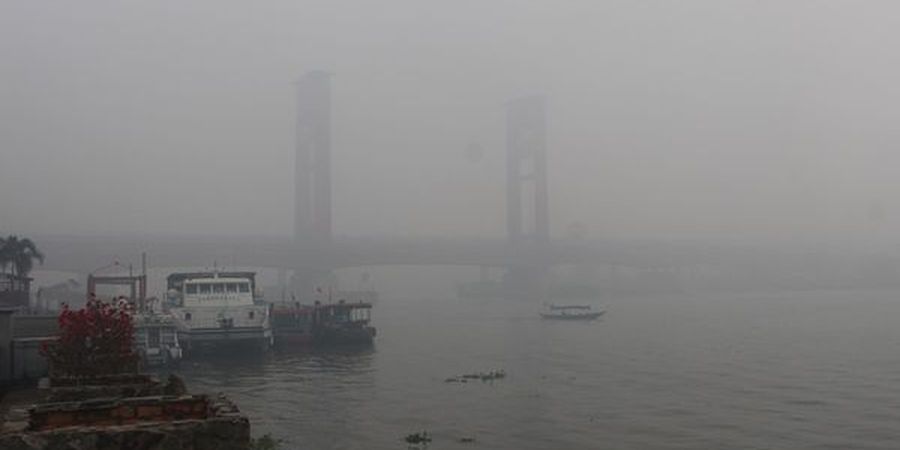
(540, 304), (606, 320)
(166, 271), (273, 353)
(133, 311), (182, 367)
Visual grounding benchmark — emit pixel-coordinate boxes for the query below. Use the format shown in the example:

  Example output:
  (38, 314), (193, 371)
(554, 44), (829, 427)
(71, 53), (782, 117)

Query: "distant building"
(35, 279), (84, 312)
(0, 274), (31, 310)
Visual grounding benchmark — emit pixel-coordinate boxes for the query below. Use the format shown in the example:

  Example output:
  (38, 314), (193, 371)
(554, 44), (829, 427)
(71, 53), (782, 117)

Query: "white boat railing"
(172, 308), (269, 331)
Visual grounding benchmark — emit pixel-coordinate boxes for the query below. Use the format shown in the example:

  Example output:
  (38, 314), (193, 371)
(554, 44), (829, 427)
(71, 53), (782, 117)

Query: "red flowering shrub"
(41, 295), (139, 378)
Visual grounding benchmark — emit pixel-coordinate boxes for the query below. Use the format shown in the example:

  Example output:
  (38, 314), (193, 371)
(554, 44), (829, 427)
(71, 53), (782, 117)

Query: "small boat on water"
(540, 304), (605, 320)
(166, 271), (273, 353)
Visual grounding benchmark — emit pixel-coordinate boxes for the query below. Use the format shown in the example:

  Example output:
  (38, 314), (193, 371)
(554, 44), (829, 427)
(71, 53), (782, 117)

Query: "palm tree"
(0, 235), (44, 278)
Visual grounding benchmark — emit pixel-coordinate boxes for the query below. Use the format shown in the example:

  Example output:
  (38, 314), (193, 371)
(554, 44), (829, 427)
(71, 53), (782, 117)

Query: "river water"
(176, 288), (900, 449)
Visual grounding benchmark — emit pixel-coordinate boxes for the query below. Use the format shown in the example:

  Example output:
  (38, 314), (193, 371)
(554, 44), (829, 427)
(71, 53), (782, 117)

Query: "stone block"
(135, 405), (163, 420)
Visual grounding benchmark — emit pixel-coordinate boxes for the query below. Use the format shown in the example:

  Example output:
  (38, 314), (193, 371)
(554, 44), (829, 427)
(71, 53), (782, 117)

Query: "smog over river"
(3, 2), (900, 449)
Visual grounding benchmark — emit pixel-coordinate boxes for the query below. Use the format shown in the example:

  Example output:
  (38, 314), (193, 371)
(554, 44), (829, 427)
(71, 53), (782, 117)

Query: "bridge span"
(21, 73), (900, 297)
(23, 74), (814, 295)
(34, 234), (706, 275)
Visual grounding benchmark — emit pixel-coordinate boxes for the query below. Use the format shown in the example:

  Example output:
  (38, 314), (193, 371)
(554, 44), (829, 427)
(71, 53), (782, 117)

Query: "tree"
(0, 235), (44, 278)
(41, 296), (138, 378)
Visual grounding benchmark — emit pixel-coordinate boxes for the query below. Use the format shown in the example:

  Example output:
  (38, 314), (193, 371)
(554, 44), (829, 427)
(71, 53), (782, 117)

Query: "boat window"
(226, 283), (238, 293)
(248, 311), (255, 319)
(239, 283), (250, 293)
(186, 284), (197, 294)
(213, 284), (225, 294)
(185, 312), (192, 321)
(352, 309), (370, 321)
(149, 327), (161, 347)
(199, 284), (211, 294)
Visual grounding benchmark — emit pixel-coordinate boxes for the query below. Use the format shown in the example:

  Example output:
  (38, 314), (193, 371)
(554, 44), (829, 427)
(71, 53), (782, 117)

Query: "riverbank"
(0, 376), (250, 450)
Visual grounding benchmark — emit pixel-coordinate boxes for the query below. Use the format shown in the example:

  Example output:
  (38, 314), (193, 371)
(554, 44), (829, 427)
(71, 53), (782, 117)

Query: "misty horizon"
(4, 1), (900, 248)
(7, 4), (900, 450)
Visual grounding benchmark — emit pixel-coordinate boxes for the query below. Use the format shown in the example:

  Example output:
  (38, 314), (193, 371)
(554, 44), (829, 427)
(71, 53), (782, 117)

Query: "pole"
(141, 252), (148, 310)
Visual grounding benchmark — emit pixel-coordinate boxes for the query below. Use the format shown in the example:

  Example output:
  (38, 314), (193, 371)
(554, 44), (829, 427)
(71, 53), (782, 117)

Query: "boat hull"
(140, 346), (183, 367)
(273, 330), (314, 346)
(271, 306), (315, 347)
(314, 326), (376, 345)
(178, 326), (273, 352)
(540, 311), (605, 320)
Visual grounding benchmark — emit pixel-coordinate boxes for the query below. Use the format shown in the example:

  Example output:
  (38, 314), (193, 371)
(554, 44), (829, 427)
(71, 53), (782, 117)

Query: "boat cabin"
(166, 272), (259, 308)
(165, 271), (272, 352)
(313, 300), (372, 325)
(133, 313), (181, 367)
(311, 300), (376, 345)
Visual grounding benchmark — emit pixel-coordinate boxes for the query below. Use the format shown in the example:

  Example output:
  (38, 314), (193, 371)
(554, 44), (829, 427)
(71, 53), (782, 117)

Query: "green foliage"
(0, 235), (44, 277)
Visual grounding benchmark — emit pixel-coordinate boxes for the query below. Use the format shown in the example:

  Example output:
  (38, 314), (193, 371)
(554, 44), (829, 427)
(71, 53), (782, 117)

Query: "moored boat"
(312, 300), (376, 345)
(271, 302), (315, 346)
(133, 311), (182, 367)
(166, 271), (273, 353)
(82, 265), (182, 367)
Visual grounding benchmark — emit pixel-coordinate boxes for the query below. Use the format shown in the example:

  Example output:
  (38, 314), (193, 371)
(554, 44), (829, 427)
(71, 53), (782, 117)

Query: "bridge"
(27, 72), (566, 297)
(36, 234), (728, 275)
(29, 72), (855, 297)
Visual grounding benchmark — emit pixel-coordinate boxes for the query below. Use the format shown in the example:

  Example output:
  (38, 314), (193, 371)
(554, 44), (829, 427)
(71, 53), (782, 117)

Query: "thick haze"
(3, 1), (900, 246)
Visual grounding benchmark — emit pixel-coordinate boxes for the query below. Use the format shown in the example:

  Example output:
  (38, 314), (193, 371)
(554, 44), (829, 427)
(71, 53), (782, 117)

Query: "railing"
(0, 274), (31, 292)
(12, 315), (58, 338)
(0, 275), (31, 308)
(0, 290), (29, 308)
(175, 310), (269, 331)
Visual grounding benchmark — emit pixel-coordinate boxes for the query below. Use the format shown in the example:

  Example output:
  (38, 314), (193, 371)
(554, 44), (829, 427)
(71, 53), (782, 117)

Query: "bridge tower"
(295, 70), (333, 243)
(293, 71), (336, 295)
(505, 95), (550, 300)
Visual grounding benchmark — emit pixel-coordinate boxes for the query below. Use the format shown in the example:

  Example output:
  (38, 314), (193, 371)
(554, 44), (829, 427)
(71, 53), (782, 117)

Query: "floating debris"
(480, 369), (506, 381)
(445, 370), (506, 383)
(404, 431), (432, 445)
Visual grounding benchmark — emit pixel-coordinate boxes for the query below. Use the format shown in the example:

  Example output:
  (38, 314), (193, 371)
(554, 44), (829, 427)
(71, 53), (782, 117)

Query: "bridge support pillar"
(294, 71), (333, 244)
(505, 95), (550, 302)
(506, 95), (548, 244)
(293, 71), (336, 300)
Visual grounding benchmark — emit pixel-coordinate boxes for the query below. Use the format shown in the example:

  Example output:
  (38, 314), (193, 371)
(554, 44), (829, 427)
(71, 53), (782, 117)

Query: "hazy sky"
(3, 1), (900, 245)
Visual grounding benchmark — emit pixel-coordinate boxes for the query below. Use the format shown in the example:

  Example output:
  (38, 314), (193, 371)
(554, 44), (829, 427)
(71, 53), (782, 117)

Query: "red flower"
(41, 296), (138, 378)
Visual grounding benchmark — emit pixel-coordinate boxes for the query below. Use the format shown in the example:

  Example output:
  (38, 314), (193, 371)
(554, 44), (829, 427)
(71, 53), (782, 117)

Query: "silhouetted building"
(0, 274), (31, 310)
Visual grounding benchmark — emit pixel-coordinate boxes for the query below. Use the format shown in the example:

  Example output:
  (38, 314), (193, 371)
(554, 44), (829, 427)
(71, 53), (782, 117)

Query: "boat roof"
(548, 304), (592, 310)
(166, 271), (257, 288)
(183, 277), (253, 284)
